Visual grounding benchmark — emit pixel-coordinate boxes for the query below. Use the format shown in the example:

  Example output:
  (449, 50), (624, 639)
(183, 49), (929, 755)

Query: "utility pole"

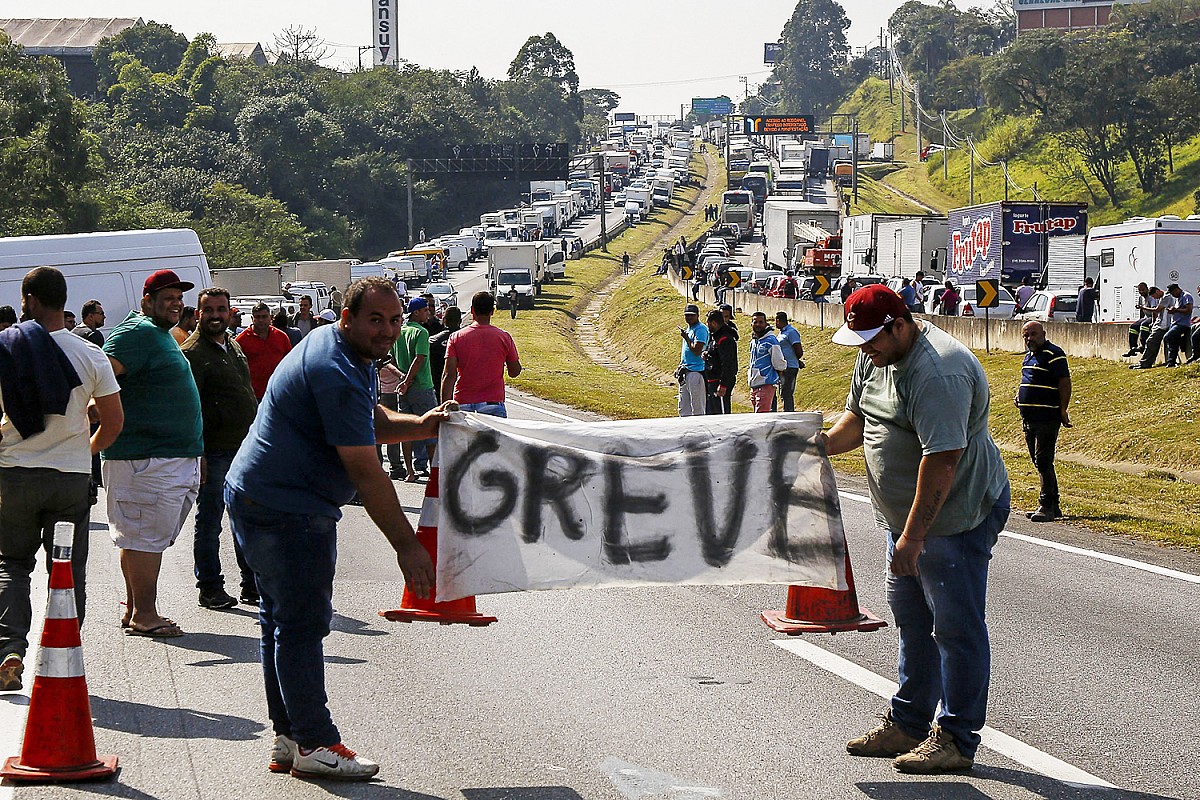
(599, 153), (608, 253)
(1003, 160), (1009, 201)
(941, 111), (948, 180)
(969, 138), (975, 205)
(851, 116), (859, 206)
(915, 81), (922, 161)
(356, 45), (372, 71)
(406, 158), (414, 249)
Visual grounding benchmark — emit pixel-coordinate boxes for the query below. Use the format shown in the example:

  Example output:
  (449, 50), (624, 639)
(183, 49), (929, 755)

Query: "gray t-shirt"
(846, 321), (1008, 538)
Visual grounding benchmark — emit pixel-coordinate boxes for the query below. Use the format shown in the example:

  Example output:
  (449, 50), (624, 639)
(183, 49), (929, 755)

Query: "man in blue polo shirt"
(1015, 321), (1071, 522)
(677, 303), (709, 416)
(225, 277), (446, 781)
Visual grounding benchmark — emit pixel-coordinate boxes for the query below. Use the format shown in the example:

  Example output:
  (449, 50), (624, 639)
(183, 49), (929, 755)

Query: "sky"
(7, 1), (972, 115)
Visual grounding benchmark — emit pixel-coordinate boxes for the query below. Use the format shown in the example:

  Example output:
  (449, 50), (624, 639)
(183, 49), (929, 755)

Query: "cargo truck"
(603, 151), (631, 177)
(806, 147), (830, 179)
(487, 241), (548, 288)
(531, 201), (562, 236)
(842, 214), (934, 275)
(720, 190), (757, 240)
(209, 265), (283, 297)
(530, 180), (567, 204)
(947, 201), (1087, 288)
(288, 259), (362, 291)
(876, 217), (949, 279)
(763, 197), (841, 270)
(626, 187), (653, 219)
(1087, 215), (1200, 324)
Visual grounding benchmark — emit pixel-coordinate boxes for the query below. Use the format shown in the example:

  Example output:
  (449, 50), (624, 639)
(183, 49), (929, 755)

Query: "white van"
(0, 229), (208, 333)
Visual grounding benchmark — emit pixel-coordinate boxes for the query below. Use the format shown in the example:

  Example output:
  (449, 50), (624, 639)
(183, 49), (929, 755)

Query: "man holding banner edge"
(823, 284), (1009, 775)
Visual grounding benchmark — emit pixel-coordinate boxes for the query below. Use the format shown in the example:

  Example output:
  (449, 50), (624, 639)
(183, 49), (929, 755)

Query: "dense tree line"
(0, 24), (615, 267)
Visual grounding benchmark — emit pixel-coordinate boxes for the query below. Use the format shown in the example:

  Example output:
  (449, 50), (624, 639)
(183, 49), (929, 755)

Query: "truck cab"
(492, 268), (536, 309)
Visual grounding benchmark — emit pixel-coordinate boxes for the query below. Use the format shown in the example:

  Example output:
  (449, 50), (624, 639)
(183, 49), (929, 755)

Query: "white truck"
(0, 229), (208, 332)
(532, 201), (562, 237)
(553, 192), (578, 224)
(520, 210), (544, 240)
(487, 241), (548, 288)
(1088, 215), (1200, 324)
(842, 214), (932, 276)
(493, 268), (536, 310)
(875, 216), (949, 280)
(459, 227), (485, 258)
(626, 187), (653, 219)
(209, 265), (283, 297)
(289, 259), (362, 292)
(652, 176), (675, 204)
(763, 197), (841, 270)
(480, 212), (503, 229)
(530, 180), (567, 204)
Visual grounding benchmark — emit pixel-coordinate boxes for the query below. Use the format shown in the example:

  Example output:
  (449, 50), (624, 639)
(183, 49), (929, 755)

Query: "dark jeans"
(1164, 322), (1190, 366)
(777, 367), (799, 412)
(1138, 326), (1166, 367)
(226, 487), (340, 749)
(194, 450), (254, 593)
(0, 467), (91, 658)
(705, 390), (731, 415)
(1022, 420), (1060, 509)
(885, 485), (1010, 760)
(376, 393), (400, 475)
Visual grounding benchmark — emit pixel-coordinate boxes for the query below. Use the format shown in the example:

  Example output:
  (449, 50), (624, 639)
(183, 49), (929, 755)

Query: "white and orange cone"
(1, 522), (117, 782)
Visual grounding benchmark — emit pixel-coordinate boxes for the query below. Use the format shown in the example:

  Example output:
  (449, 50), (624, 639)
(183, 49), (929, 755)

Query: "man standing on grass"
(825, 284), (1009, 775)
(1015, 321), (1071, 523)
(391, 298), (440, 480)
(772, 311), (803, 412)
(676, 303), (709, 417)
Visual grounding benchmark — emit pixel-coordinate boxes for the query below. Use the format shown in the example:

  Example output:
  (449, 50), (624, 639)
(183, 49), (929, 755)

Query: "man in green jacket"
(181, 287), (261, 610)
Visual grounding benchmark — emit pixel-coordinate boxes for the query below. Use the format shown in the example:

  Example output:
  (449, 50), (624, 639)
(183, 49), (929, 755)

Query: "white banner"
(434, 412), (848, 602)
(372, 0), (399, 68)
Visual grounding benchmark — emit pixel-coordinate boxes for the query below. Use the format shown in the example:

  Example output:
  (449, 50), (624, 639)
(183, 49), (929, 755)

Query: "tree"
(508, 33), (579, 95)
(191, 182), (310, 268)
(93, 21), (188, 93)
(773, 0), (851, 116)
(272, 26), (332, 64)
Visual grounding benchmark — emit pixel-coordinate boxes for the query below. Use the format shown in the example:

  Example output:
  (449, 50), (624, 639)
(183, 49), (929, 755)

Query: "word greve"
(434, 412), (848, 602)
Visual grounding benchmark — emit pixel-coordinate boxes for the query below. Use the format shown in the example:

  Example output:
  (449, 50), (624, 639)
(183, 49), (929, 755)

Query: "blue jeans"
(459, 401), (507, 418)
(225, 487), (340, 748)
(885, 485), (1010, 759)
(1163, 322), (1190, 366)
(194, 451), (254, 592)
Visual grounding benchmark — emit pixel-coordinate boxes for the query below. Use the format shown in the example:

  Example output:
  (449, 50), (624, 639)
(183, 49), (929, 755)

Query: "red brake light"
(1047, 297), (1056, 319)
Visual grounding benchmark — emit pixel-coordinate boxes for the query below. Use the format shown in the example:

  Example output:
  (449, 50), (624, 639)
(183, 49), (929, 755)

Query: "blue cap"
(406, 297), (429, 313)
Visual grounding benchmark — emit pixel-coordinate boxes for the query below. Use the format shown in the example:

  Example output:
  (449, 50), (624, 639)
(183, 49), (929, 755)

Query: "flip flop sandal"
(124, 623), (183, 638)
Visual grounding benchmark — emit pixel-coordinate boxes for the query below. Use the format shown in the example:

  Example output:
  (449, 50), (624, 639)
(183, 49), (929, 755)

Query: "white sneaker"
(290, 743), (379, 780)
(268, 734), (297, 773)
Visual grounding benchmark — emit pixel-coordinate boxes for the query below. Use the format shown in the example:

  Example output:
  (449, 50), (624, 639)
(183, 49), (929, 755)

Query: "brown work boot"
(0, 653), (23, 691)
(847, 711), (924, 757)
(893, 726), (974, 774)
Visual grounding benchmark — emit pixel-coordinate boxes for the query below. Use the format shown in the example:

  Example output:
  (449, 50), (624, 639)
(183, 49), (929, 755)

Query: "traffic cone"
(380, 458), (497, 627)
(761, 549), (886, 635)
(1, 523), (117, 782)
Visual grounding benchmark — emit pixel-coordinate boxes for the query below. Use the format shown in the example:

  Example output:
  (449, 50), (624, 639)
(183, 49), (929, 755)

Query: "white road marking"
(505, 397), (580, 422)
(774, 639), (1118, 790)
(836, 490), (1200, 584)
(599, 756), (726, 799)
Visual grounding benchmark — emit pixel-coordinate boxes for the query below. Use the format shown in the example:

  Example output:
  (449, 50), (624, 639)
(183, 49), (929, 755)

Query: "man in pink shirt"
(440, 292), (521, 417)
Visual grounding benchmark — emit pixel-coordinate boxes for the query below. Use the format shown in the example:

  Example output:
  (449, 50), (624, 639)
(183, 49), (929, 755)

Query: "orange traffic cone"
(380, 461), (497, 627)
(761, 549), (886, 635)
(1, 523), (117, 782)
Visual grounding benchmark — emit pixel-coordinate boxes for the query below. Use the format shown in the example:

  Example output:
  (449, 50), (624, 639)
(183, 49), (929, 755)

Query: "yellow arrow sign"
(727, 270), (742, 288)
(976, 279), (1000, 309)
(811, 274), (831, 297)
(681, 265), (694, 281)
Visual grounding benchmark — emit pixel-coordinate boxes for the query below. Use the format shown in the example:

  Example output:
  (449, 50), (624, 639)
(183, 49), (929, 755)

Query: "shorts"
(399, 387), (439, 447)
(103, 457), (200, 553)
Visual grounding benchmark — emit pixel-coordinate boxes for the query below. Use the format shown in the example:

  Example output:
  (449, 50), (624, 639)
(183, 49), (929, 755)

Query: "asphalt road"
(3, 384), (1197, 800)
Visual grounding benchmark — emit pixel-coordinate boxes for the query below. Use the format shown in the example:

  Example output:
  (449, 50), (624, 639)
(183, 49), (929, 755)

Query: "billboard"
(613, 112), (637, 122)
(743, 115), (815, 136)
(692, 97), (734, 116)
(764, 43), (782, 64)
(373, 0), (399, 67)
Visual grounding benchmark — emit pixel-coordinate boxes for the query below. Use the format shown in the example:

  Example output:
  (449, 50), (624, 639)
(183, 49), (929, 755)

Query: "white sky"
(8, 1), (972, 115)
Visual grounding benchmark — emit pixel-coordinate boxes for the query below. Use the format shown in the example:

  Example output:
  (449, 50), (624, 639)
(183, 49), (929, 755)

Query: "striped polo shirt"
(1018, 341), (1069, 423)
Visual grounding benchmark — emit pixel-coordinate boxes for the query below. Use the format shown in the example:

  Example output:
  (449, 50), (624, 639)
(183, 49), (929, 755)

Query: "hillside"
(836, 77), (1200, 223)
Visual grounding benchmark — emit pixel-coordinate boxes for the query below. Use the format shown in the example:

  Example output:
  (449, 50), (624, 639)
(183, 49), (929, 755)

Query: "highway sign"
(764, 43), (782, 64)
(692, 97), (733, 116)
(727, 270), (741, 289)
(681, 265), (693, 281)
(811, 275), (831, 297)
(613, 112), (636, 122)
(976, 279), (1000, 309)
(743, 115), (816, 136)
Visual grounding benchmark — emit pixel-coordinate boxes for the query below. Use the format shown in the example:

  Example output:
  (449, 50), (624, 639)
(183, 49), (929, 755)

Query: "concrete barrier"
(666, 271), (1131, 360)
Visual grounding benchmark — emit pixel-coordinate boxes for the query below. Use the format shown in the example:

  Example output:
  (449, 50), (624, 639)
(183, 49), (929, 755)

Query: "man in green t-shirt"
(389, 298), (438, 482)
(102, 270), (204, 638)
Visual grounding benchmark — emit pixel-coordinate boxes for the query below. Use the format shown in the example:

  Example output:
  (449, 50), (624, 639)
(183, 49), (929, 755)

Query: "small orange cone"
(380, 463), (497, 627)
(761, 549), (886, 635)
(1, 523), (117, 782)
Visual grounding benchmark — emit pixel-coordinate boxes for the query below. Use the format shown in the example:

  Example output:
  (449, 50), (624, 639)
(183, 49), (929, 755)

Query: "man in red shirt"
(235, 303), (293, 400)
(440, 292), (521, 417)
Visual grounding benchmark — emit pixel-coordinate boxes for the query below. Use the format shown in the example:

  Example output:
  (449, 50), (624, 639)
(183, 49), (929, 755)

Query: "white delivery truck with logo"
(0, 229), (208, 332)
(1087, 215), (1200, 324)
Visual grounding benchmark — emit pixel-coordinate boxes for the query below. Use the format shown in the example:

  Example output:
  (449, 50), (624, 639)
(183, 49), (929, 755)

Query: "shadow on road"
(463, 789), (585, 800)
(332, 612), (388, 637)
(37, 778), (160, 800)
(90, 696), (264, 741)
(158, 630), (260, 666)
(858, 765), (1185, 799)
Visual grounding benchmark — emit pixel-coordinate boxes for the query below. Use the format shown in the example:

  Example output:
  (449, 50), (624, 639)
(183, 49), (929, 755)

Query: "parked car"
(928, 283), (1018, 318)
(1012, 288), (1081, 322)
(749, 270), (784, 294)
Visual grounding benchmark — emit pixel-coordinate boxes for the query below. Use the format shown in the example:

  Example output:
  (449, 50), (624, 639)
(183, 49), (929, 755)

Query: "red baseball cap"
(832, 284), (909, 346)
(143, 269), (194, 295)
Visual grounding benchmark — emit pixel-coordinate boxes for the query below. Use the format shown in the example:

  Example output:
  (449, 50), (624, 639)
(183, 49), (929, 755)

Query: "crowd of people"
(1127, 282), (1198, 368)
(0, 267), (521, 780)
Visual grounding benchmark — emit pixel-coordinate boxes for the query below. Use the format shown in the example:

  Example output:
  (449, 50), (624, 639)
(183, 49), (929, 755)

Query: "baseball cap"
(143, 269), (194, 295)
(718, 303), (733, 312)
(832, 284), (909, 346)
(683, 303), (700, 315)
(318, 309), (337, 322)
(407, 297), (429, 313)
